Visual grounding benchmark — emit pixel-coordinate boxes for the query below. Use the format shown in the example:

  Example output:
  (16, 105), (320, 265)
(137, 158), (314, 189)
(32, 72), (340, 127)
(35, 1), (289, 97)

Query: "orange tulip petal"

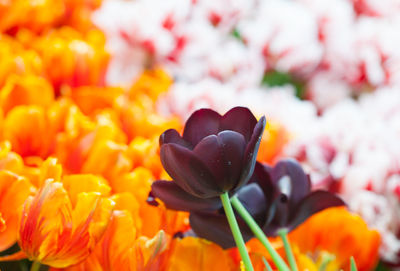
(166, 237), (234, 271)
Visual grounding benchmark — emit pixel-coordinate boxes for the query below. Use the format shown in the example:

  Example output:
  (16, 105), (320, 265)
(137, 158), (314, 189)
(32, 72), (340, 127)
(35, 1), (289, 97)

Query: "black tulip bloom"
(252, 159), (346, 236)
(151, 106), (266, 211)
(188, 182), (267, 249)
(187, 160), (345, 248)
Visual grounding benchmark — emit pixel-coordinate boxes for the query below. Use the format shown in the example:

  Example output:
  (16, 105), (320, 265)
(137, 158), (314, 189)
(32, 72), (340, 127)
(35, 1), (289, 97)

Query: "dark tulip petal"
(189, 212), (253, 249)
(237, 116), (266, 188)
(220, 107), (258, 142)
(271, 159), (311, 209)
(236, 183), (267, 224)
(194, 131), (246, 191)
(289, 190), (345, 232)
(266, 191), (291, 233)
(183, 109), (221, 146)
(159, 129), (192, 149)
(160, 144), (222, 198)
(261, 223), (282, 237)
(151, 180), (222, 212)
(250, 162), (275, 201)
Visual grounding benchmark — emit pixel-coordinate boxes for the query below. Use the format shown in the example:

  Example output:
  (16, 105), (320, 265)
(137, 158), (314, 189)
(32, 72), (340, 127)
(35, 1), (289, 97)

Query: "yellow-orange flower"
(128, 137), (165, 179)
(128, 67), (173, 102)
(0, 74), (54, 113)
(51, 209), (169, 271)
(30, 27), (109, 91)
(0, 141), (24, 173)
(0, 170), (36, 252)
(0, 0), (65, 33)
(3, 105), (54, 159)
(165, 237), (235, 271)
(0, 35), (43, 88)
(257, 121), (289, 164)
(112, 167), (189, 238)
(289, 207), (381, 271)
(66, 86), (124, 116)
(17, 177), (114, 268)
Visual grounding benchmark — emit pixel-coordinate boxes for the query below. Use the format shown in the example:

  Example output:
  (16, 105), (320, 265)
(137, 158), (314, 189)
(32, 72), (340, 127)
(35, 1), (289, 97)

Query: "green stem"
(318, 252), (335, 271)
(220, 192), (254, 271)
(30, 261), (41, 271)
(231, 196), (290, 271)
(262, 257), (274, 271)
(278, 229), (298, 271)
(350, 257), (358, 271)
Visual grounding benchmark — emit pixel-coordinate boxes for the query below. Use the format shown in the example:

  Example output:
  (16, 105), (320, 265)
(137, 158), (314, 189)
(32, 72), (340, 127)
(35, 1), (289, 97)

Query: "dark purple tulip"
(189, 182), (267, 249)
(149, 106), (265, 248)
(252, 159), (345, 236)
(157, 106), (266, 199)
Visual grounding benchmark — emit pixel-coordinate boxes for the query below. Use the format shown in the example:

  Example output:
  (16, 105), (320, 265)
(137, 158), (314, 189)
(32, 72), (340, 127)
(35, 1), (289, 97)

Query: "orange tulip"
(257, 121), (289, 164)
(0, 170), (36, 252)
(15, 178), (114, 268)
(0, 0), (65, 33)
(66, 86), (124, 116)
(54, 108), (127, 176)
(112, 167), (189, 238)
(128, 137), (165, 179)
(30, 27), (109, 91)
(289, 207), (381, 271)
(51, 209), (169, 271)
(0, 141), (24, 172)
(0, 74), (54, 114)
(0, 36), (43, 92)
(3, 105), (54, 159)
(118, 102), (182, 142)
(165, 237), (235, 271)
(62, 0), (103, 33)
(128, 67), (173, 102)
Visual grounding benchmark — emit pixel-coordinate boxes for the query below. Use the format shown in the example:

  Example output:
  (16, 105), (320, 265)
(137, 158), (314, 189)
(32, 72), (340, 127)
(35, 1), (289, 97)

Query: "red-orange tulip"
(290, 207), (381, 271)
(17, 178), (114, 268)
(0, 170), (36, 252)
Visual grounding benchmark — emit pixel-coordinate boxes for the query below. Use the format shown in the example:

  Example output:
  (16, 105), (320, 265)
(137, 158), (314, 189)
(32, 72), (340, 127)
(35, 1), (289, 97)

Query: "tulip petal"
(151, 181), (222, 212)
(249, 162), (275, 202)
(189, 212), (253, 249)
(220, 107), (258, 142)
(238, 116), (266, 188)
(159, 129), (192, 149)
(193, 131), (246, 191)
(290, 191), (345, 232)
(271, 159), (311, 209)
(182, 109), (220, 147)
(236, 183), (267, 224)
(160, 144), (221, 198)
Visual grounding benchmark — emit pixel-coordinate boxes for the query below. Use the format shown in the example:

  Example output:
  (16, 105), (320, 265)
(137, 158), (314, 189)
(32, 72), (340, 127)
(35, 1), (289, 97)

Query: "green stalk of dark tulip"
(350, 257), (358, 271)
(30, 261), (41, 271)
(230, 196), (291, 271)
(278, 229), (298, 271)
(220, 192), (254, 271)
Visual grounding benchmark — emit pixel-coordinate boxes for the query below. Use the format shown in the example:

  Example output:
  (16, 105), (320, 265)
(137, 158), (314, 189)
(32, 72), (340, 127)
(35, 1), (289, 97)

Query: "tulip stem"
(220, 192), (254, 271)
(231, 196), (290, 271)
(278, 229), (298, 271)
(30, 261), (41, 271)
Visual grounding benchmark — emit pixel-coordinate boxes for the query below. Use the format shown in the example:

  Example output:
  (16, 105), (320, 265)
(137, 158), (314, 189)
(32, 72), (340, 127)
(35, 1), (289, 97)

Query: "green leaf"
(231, 28), (242, 41)
(374, 261), (390, 271)
(261, 70), (305, 99)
